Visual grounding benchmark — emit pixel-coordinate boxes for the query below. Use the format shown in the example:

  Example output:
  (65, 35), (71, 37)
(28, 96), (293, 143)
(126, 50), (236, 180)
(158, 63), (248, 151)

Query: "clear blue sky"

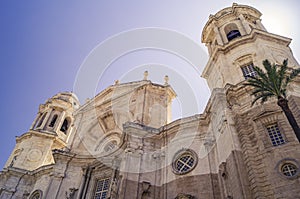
(1, 0), (299, 169)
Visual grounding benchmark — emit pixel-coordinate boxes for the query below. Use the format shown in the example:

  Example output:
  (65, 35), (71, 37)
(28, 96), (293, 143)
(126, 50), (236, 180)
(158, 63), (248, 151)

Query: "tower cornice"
(202, 29), (292, 79)
(202, 3), (262, 43)
(16, 130), (66, 147)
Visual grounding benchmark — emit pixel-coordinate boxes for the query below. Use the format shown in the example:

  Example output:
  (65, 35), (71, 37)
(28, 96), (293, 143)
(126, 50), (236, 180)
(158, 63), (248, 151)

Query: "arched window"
(36, 113), (47, 128)
(224, 23), (241, 41)
(33, 114), (42, 129)
(227, 30), (241, 41)
(49, 114), (58, 127)
(60, 118), (70, 134)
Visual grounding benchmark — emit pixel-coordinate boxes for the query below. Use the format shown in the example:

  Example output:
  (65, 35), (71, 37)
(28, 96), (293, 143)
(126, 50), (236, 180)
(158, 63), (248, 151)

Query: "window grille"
(175, 154), (195, 173)
(266, 124), (286, 146)
(94, 178), (110, 199)
(241, 63), (256, 79)
(172, 149), (198, 175)
(281, 163), (298, 177)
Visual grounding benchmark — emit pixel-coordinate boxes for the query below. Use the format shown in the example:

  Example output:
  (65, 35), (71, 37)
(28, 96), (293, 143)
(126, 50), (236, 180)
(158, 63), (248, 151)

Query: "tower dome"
(50, 92), (80, 108)
(4, 92), (79, 171)
(30, 92), (79, 137)
(202, 3), (264, 52)
(201, 3), (298, 91)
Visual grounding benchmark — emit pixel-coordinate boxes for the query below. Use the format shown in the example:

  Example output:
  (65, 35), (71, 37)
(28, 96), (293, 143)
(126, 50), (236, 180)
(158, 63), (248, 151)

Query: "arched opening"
(33, 114), (42, 129)
(224, 23), (241, 41)
(227, 30), (241, 41)
(36, 113), (47, 128)
(49, 114), (58, 127)
(60, 118), (70, 134)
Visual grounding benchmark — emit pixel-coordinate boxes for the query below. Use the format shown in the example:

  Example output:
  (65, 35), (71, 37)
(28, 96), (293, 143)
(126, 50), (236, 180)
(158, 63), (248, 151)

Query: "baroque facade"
(1, 3), (300, 199)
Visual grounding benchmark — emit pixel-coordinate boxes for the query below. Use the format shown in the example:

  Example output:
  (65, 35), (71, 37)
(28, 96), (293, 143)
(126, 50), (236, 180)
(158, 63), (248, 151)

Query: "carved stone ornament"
(65, 187), (78, 199)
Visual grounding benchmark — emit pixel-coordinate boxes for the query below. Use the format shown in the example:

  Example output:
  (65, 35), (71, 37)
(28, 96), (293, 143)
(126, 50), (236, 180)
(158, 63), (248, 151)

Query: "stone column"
(45, 172), (64, 199)
(39, 111), (51, 130)
(239, 14), (251, 34)
(213, 23), (224, 46)
(54, 111), (66, 132)
(30, 113), (41, 130)
(120, 148), (142, 199)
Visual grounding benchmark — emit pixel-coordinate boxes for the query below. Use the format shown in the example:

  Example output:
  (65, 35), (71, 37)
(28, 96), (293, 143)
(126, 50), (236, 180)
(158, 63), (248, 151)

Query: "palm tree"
(244, 59), (300, 142)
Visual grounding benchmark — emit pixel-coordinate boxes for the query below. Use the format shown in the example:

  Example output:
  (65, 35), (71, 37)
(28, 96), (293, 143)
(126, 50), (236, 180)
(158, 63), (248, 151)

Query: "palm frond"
(253, 65), (268, 82)
(277, 59), (288, 94)
(251, 91), (274, 106)
(265, 60), (282, 96)
(244, 74), (275, 93)
(261, 92), (274, 103)
(282, 66), (300, 90)
(245, 59), (300, 106)
(288, 68), (300, 82)
(251, 88), (273, 97)
(262, 59), (272, 75)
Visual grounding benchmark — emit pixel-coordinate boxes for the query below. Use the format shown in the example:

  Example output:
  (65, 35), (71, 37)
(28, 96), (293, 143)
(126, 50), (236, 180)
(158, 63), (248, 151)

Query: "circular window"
(281, 163), (298, 177)
(276, 159), (299, 179)
(172, 149), (198, 175)
(104, 140), (118, 153)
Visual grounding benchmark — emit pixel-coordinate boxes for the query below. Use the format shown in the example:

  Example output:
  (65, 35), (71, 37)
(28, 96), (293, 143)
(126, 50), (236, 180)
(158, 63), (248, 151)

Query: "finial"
(143, 71), (149, 80)
(164, 75), (169, 85)
(114, 80), (119, 85)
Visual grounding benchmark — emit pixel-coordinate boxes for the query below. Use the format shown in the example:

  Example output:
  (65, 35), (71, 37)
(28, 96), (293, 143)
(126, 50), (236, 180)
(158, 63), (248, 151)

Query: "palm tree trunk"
(277, 97), (300, 142)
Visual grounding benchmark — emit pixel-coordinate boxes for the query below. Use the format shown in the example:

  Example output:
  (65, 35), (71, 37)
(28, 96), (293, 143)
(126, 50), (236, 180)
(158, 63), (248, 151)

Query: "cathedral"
(1, 3), (300, 199)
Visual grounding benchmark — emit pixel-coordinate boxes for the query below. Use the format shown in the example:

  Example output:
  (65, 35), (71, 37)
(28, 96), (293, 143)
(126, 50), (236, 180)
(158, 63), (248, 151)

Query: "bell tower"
(4, 92), (79, 171)
(201, 3), (299, 90)
(200, 4), (300, 199)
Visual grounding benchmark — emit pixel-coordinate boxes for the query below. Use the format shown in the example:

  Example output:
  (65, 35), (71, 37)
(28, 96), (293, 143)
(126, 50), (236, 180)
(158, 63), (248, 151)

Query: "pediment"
(75, 80), (149, 115)
(253, 108), (281, 124)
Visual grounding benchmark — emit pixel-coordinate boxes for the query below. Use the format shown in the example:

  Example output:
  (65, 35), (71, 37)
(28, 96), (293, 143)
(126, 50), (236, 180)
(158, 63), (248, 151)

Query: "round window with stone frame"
(281, 163), (298, 177)
(94, 132), (122, 156)
(172, 149), (198, 175)
(103, 140), (118, 153)
(276, 159), (299, 179)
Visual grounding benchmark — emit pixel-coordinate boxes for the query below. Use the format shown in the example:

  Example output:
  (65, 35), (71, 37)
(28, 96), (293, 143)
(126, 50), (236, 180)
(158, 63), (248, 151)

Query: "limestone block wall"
(4, 131), (61, 171)
(203, 32), (295, 91)
(231, 89), (300, 198)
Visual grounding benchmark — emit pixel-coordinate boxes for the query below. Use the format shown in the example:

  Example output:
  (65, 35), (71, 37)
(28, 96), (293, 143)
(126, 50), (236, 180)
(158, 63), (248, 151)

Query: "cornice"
(202, 29), (292, 79)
